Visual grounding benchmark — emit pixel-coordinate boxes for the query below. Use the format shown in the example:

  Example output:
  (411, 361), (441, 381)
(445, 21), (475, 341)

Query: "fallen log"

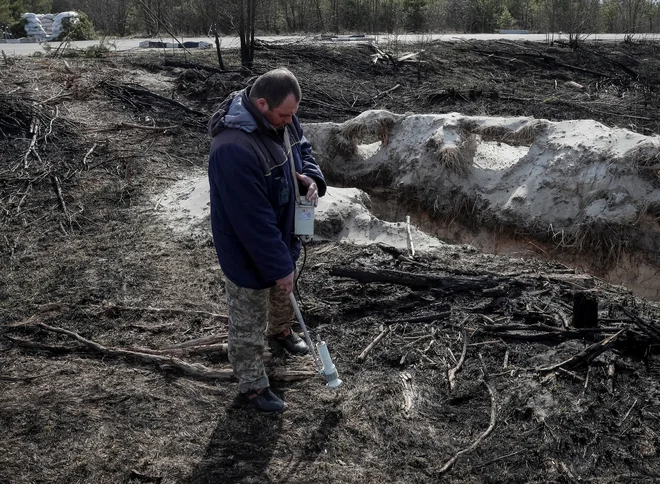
(330, 267), (503, 292)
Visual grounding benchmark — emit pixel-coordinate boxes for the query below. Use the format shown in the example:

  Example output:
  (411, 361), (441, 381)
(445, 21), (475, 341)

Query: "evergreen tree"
(9, 0), (23, 20)
(24, 0), (52, 13)
(0, 0), (12, 24)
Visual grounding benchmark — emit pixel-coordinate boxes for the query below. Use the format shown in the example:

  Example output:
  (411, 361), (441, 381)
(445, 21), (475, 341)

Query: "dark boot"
(244, 387), (287, 413)
(273, 328), (309, 356)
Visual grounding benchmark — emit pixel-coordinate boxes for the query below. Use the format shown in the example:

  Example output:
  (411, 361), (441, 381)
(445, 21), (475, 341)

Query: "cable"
(294, 237), (307, 307)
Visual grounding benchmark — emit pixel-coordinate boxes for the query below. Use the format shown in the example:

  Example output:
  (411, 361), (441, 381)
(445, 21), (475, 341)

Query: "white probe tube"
(317, 341), (334, 369)
(317, 341), (343, 388)
(289, 292), (322, 370)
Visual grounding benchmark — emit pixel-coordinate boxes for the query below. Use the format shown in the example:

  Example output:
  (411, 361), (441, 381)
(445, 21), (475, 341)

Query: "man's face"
(255, 93), (299, 129)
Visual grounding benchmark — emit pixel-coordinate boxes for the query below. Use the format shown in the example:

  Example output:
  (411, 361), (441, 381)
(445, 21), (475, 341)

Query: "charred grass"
(1, 41), (660, 483)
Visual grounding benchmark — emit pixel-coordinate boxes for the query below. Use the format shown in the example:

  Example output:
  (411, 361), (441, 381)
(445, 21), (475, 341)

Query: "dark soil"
(1, 40), (660, 483)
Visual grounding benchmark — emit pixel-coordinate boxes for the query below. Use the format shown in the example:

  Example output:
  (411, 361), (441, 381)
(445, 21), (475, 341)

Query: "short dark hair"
(249, 68), (301, 109)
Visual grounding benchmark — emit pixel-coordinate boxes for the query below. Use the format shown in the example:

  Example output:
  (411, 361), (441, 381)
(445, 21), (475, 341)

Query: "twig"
(23, 116), (39, 169)
(382, 312), (451, 324)
(82, 143), (96, 170)
(448, 329), (468, 391)
(84, 122), (178, 133)
(437, 378), (497, 475)
(163, 334), (227, 349)
(616, 398), (638, 427)
(558, 367), (585, 382)
(101, 304), (228, 321)
(621, 307), (660, 342)
(102, 81), (204, 116)
(127, 343), (228, 357)
(405, 215), (415, 257)
(538, 329), (626, 372)
(357, 326), (389, 362)
(375, 83), (401, 99)
(51, 175), (69, 220)
(43, 105), (58, 142)
(15, 182), (31, 214)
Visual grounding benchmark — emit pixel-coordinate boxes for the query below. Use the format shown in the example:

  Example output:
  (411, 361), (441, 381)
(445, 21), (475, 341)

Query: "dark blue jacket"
(208, 89), (326, 289)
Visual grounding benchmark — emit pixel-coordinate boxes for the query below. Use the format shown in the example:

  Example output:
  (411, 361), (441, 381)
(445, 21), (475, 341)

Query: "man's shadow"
(188, 393), (283, 484)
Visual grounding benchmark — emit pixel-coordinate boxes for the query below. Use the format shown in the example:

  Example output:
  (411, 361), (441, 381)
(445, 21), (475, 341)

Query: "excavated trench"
(367, 189), (660, 301)
(304, 110), (660, 301)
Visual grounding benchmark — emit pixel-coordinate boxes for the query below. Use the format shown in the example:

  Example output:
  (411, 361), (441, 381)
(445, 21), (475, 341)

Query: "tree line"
(1, 0), (659, 37)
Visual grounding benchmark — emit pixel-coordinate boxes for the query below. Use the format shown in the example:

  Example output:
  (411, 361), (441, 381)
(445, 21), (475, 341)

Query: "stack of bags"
(50, 12), (79, 40)
(39, 13), (55, 35)
(21, 11), (79, 40)
(22, 13), (47, 39)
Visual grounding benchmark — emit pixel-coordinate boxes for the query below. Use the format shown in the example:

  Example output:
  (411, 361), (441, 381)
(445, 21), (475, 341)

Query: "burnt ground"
(1, 40), (660, 483)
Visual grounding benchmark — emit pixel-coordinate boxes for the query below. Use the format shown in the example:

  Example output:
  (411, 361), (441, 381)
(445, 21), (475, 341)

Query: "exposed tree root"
(437, 378), (498, 475)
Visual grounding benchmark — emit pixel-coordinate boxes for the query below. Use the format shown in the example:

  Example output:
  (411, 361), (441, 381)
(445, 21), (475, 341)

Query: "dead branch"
(51, 175), (69, 220)
(127, 343), (228, 357)
(357, 326), (389, 362)
(14, 181), (31, 214)
(438, 378), (497, 475)
(32, 323), (312, 382)
(383, 312), (451, 325)
(375, 84), (401, 99)
(22, 116), (39, 169)
(101, 304), (228, 321)
(101, 81), (204, 117)
(6, 303), (68, 327)
(82, 144), (96, 170)
(84, 122), (178, 133)
(448, 329), (468, 391)
(5, 335), (85, 354)
(538, 329), (626, 372)
(164, 334), (227, 349)
(621, 307), (660, 343)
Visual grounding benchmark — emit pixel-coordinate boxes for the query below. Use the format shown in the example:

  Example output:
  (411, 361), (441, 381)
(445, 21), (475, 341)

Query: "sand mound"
(305, 111), (660, 263)
(157, 175), (441, 252)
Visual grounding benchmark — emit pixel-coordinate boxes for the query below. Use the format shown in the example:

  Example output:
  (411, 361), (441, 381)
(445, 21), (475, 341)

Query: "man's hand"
(276, 271), (295, 295)
(295, 173), (319, 207)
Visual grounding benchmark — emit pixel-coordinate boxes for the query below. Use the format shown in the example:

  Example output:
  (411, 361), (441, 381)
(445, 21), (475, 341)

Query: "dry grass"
(460, 119), (548, 146)
(328, 112), (398, 157)
(624, 143), (660, 187)
(425, 128), (477, 177)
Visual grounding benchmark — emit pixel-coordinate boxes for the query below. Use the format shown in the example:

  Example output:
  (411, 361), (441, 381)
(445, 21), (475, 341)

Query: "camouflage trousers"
(224, 277), (295, 393)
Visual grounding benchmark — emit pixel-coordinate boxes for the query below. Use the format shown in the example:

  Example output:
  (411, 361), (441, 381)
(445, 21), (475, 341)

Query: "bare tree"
(236, 0), (256, 68)
(618, 0), (647, 32)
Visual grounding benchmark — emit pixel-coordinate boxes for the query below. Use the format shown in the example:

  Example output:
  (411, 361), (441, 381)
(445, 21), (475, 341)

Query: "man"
(208, 68), (326, 413)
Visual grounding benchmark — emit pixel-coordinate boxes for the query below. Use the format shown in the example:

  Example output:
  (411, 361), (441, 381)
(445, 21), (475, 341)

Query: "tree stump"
(572, 291), (599, 328)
